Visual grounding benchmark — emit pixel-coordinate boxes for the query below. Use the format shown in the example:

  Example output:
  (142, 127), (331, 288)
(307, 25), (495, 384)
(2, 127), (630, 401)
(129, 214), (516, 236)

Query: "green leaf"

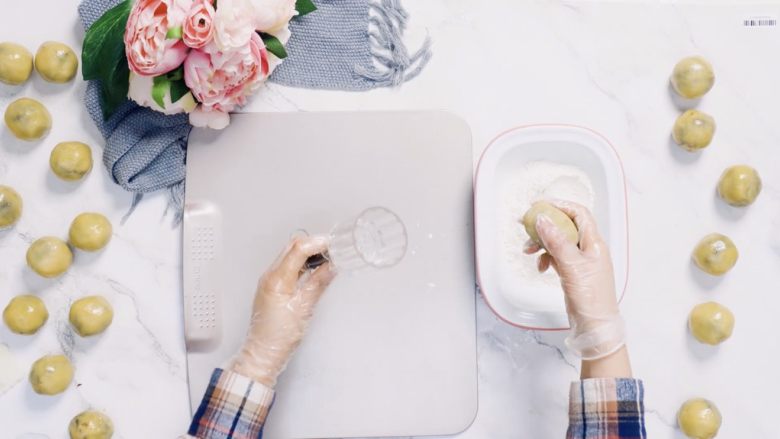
(82, 0), (133, 119)
(166, 26), (183, 40)
(259, 32), (287, 59)
(295, 0), (317, 16)
(152, 75), (169, 109)
(170, 78), (190, 103)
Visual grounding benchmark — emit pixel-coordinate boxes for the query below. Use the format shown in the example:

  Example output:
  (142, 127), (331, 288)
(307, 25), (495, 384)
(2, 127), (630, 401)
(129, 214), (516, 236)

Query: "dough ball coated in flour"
(35, 41), (78, 83)
(3, 295), (48, 335)
(678, 398), (722, 439)
(50, 142), (93, 181)
(671, 56), (715, 99)
(0, 185), (23, 228)
(69, 410), (114, 439)
(0, 42), (33, 85)
(522, 201), (579, 248)
(688, 302), (734, 345)
(5, 97), (51, 141)
(69, 295), (113, 337)
(692, 233), (737, 276)
(27, 236), (73, 278)
(29, 354), (73, 395)
(717, 165), (761, 207)
(673, 110), (715, 152)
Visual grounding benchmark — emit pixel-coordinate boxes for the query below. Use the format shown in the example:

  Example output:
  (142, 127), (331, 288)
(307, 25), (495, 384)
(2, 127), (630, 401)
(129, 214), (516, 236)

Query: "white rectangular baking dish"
(474, 124), (628, 330)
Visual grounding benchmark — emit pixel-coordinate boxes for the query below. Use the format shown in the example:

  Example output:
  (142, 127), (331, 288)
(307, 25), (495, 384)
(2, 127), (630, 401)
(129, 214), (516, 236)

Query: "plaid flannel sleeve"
(566, 378), (646, 439)
(186, 368), (275, 439)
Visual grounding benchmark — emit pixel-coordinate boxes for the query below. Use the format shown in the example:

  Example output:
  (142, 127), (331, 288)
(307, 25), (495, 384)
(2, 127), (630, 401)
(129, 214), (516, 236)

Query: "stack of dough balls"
(688, 302), (734, 345)
(29, 354), (74, 395)
(678, 398), (722, 439)
(717, 165), (761, 207)
(69, 410), (114, 439)
(26, 236), (73, 278)
(3, 295), (48, 335)
(692, 233), (738, 276)
(0, 185), (23, 229)
(51, 141), (93, 181)
(522, 201), (579, 248)
(70, 295), (114, 337)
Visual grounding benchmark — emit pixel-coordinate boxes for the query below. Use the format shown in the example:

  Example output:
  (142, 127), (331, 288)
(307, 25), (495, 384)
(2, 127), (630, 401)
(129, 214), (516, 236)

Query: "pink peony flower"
(184, 33), (270, 128)
(251, 0), (297, 33)
(182, 0), (216, 49)
(213, 0), (257, 51)
(125, 0), (192, 76)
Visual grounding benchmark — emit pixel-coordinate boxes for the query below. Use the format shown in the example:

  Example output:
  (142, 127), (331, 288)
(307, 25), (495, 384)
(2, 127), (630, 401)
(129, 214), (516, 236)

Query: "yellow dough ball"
(717, 165), (761, 207)
(69, 410), (114, 439)
(3, 295), (48, 335)
(26, 237), (73, 278)
(0, 42), (34, 85)
(29, 354), (74, 395)
(671, 56), (715, 99)
(522, 201), (579, 248)
(34, 41), (78, 83)
(50, 142), (93, 181)
(69, 213), (112, 252)
(688, 302), (734, 345)
(692, 233), (738, 276)
(4, 97), (52, 141)
(69, 296), (113, 337)
(0, 185), (23, 228)
(678, 398), (722, 439)
(673, 110), (715, 152)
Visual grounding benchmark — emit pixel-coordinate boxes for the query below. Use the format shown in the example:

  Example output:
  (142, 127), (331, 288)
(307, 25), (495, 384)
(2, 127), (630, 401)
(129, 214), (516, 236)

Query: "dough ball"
(678, 398), (722, 439)
(692, 233), (738, 276)
(0, 185), (23, 229)
(69, 296), (113, 337)
(522, 201), (579, 248)
(69, 410), (114, 439)
(26, 237), (73, 278)
(69, 213), (112, 252)
(0, 42), (33, 85)
(4, 97), (52, 141)
(50, 142), (93, 181)
(671, 56), (715, 99)
(29, 354), (73, 395)
(3, 295), (48, 335)
(689, 302), (734, 345)
(717, 165), (761, 207)
(673, 110), (715, 152)
(34, 41), (78, 84)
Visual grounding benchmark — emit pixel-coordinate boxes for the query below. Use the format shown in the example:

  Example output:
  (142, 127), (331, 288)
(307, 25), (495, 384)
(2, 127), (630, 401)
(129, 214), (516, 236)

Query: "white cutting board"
(184, 111), (477, 438)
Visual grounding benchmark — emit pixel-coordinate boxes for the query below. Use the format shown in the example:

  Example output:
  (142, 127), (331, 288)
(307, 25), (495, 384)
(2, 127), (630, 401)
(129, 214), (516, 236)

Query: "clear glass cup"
(306, 207), (408, 272)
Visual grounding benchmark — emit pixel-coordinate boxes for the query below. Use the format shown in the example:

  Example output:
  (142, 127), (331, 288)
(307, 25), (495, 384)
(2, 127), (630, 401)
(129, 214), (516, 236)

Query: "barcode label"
(743, 17), (777, 27)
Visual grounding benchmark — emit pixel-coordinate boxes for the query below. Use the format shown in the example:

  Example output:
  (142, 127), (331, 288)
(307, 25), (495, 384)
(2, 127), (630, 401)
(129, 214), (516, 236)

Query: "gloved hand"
(229, 236), (336, 388)
(524, 200), (625, 360)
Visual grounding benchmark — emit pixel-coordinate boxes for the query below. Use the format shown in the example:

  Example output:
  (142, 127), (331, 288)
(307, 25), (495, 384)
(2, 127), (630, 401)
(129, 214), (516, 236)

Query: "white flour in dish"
(498, 161), (595, 302)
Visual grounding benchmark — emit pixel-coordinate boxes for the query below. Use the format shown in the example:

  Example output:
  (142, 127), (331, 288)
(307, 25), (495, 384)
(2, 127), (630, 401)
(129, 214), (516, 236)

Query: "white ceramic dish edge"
(474, 124), (629, 330)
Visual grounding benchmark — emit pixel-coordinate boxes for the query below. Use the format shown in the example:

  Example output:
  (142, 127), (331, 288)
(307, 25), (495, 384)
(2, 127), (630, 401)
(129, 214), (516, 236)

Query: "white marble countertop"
(2, 1), (780, 438)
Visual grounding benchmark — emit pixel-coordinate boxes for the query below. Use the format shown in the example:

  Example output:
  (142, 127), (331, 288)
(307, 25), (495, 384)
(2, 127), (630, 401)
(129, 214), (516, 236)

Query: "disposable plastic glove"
(229, 236), (336, 388)
(525, 200), (625, 360)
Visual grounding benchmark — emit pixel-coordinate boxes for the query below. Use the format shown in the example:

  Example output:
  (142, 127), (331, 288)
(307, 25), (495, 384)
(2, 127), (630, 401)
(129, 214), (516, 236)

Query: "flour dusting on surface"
(499, 161), (595, 307)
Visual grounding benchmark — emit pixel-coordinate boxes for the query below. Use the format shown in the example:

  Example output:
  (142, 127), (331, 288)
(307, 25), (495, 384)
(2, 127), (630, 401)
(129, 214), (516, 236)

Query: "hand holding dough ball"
(0, 185), (23, 228)
(671, 56), (715, 99)
(34, 41), (78, 83)
(69, 296), (113, 337)
(27, 237), (73, 278)
(3, 295), (48, 335)
(29, 354), (73, 395)
(673, 110), (715, 152)
(69, 410), (114, 439)
(0, 42), (33, 85)
(689, 302), (734, 345)
(717, 165), (761, 207)
(692, 233), (738, 276)
(5, 97), (52, 141)
(522, 201), (579, 248)
(69, 213), (112, 252)
(678, 398), (722, 439)
(51, 142), (93, 181)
